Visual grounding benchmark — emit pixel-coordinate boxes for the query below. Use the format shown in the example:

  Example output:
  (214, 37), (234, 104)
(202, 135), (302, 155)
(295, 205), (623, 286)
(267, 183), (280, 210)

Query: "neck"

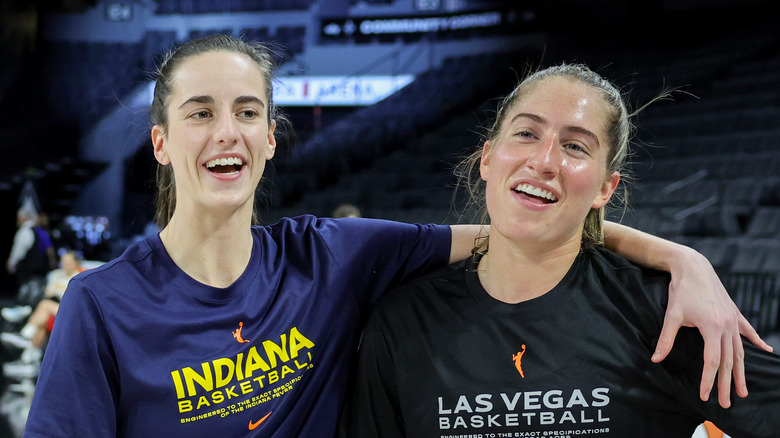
(160, 207), (254, 288)
(478, 234), (581, 304)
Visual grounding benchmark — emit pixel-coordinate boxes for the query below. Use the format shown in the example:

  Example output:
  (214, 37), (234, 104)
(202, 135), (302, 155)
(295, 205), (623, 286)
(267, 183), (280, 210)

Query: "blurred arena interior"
(0, 0), (778, 435)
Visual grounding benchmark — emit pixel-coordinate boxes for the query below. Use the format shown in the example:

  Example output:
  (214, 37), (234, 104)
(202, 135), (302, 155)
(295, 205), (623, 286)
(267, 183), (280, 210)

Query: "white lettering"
(438, 397), (452, 414)
(592, 387), (610, 407)
(454, 396), (473, 413)
(500, 392), (522, 410)
(543, 390), (563, 409)
(565, 389), (589, 408)
(524, 391), (542, 409)
(475, 394), (493, 412)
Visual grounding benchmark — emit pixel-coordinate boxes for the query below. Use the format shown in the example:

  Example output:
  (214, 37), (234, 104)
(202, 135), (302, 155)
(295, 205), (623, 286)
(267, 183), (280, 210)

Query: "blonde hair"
(456, 63), (633, 253)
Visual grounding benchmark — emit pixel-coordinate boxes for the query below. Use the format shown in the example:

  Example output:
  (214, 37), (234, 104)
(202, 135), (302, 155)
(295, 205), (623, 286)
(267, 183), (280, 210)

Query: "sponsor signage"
(321, 9), (506, 39)
(144, 75), (414, 107)
(273, 75), (415, 106)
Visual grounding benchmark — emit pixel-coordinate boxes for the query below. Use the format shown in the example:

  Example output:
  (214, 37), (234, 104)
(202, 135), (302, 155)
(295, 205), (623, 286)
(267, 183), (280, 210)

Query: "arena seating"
(40, 40), (142, 131)
(261, 19), (780, 336)
(0, 0), (777, 334)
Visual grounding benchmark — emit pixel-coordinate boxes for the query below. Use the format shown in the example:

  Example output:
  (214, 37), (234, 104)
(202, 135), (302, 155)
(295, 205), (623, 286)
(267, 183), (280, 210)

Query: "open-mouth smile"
(513, 183), (558, 203)
(205, 157), (244, 175)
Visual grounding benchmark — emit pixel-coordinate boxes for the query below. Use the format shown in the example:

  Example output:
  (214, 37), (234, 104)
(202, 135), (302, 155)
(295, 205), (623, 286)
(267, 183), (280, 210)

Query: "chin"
(208, 192), (254, 212)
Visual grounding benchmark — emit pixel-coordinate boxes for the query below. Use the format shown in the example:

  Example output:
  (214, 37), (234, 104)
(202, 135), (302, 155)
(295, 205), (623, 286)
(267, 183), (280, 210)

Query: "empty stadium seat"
(721, 272), (780, 336)
(746, 206), (780, 238)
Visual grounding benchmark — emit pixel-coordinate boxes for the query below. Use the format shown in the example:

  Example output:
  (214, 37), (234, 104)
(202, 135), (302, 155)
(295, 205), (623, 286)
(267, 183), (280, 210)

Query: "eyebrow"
(177, 95), (266, 109)
(566, 125), (601, 148)
(178, 95), (212, 109)
(234, 95), (266, 108)
(510, 112), (600, 148)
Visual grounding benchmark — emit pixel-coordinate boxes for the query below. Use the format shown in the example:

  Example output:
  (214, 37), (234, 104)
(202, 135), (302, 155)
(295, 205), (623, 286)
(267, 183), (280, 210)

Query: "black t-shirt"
(341, 247), (780, 438)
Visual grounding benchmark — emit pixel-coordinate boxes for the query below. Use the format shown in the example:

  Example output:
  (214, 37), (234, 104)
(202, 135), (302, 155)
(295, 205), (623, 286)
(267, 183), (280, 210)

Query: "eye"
(237, 108), (260, 119)
(189, 110), (212, 120)
(563, 142), (589, 155)
(513, 130), (536, 140)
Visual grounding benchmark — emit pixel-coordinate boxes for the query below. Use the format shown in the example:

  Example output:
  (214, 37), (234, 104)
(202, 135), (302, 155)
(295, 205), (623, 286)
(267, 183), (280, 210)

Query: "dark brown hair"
(150, 34), (282, 228)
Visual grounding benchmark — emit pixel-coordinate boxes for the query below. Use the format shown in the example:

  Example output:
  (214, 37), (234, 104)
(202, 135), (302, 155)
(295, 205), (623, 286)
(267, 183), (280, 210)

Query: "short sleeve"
(24, 278), (119, 437)
(276, 216), (451, 309)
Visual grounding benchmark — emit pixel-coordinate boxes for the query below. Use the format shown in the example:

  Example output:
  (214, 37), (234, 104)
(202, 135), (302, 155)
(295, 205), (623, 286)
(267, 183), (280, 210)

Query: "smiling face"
(479, 76), (620, 250)
(150, 50), (276, 222)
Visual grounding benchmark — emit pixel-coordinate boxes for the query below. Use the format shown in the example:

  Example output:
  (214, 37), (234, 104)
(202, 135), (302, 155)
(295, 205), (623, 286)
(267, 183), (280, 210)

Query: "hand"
(651, 248), (773, 408)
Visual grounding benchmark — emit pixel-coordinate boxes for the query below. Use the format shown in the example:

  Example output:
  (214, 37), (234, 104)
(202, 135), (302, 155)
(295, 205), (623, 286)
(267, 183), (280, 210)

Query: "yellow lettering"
(196, 396), (211, 410)
(289, 327), (315, 358)
(178, 399), (193, 413)
(171, 370), (185, 399)
(225, 385), (238, 399)
(263, 334), (289, 368)
(213, 358), (235, 388)
(183, 363), (213, 397)
(244, 347), (270, 378)
(295, 351), (313, 369)
(171, 328), (315, 403)
(236, 352), (244, 381)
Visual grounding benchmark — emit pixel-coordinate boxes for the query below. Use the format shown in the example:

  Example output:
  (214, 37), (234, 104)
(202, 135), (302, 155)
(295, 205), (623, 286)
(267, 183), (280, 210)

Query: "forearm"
(603, 221), (696, 272)
(448, 225), (488, 263)
(453, 222), (697, 269)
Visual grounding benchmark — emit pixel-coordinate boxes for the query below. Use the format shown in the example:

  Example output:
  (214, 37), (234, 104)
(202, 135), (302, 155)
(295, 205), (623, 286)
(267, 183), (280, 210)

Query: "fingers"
(716, 333), (734, 409)
(738, 314), (773, 352)
(699, 331), (720, 404)
(653, 310), (682, 363)
(731, 329), (748, 399)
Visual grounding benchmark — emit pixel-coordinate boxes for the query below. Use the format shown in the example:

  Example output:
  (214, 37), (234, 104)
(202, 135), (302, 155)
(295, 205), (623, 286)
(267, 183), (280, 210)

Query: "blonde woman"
(343, 64), (780, 437)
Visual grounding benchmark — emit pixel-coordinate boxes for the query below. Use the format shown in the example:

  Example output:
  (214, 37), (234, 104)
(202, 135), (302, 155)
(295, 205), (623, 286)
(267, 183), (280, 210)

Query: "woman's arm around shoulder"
(603, 221), (773, 408)
(451, 222), (773, 408)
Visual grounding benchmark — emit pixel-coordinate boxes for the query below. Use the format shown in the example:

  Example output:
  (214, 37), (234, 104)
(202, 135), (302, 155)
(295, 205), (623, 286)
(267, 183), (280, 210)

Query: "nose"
(214, 112), (239, 146)
(525, 136), (559, 177)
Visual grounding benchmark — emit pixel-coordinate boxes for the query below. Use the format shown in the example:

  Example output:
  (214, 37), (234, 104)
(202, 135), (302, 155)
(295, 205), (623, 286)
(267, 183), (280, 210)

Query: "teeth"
(206, 157), (243, 168)
(515, 183), (557, 201)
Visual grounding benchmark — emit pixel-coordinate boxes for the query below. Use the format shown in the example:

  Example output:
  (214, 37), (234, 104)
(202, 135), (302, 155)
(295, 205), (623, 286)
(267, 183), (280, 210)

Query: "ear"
(479, 140), (492, 182)
(265, 119), (277, 160)
(151, 125), (170, 165)
(592, 171), (620, 209)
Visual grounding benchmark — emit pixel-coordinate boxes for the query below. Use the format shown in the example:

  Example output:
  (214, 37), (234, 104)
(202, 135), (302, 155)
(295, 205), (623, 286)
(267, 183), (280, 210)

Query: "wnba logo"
(512, 345), (526, 378)
(233, 321), (251, 343)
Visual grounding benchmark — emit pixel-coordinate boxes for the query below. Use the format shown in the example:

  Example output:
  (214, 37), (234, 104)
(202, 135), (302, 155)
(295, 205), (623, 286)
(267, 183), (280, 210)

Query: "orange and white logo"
(512, 344), (527, 378)
(232, 321), (251, 344)
(248, 411), (272, 430)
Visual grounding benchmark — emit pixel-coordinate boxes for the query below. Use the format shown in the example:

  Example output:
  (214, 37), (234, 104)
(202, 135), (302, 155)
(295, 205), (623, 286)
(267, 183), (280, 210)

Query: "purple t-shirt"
(25, 215), (451, 437)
